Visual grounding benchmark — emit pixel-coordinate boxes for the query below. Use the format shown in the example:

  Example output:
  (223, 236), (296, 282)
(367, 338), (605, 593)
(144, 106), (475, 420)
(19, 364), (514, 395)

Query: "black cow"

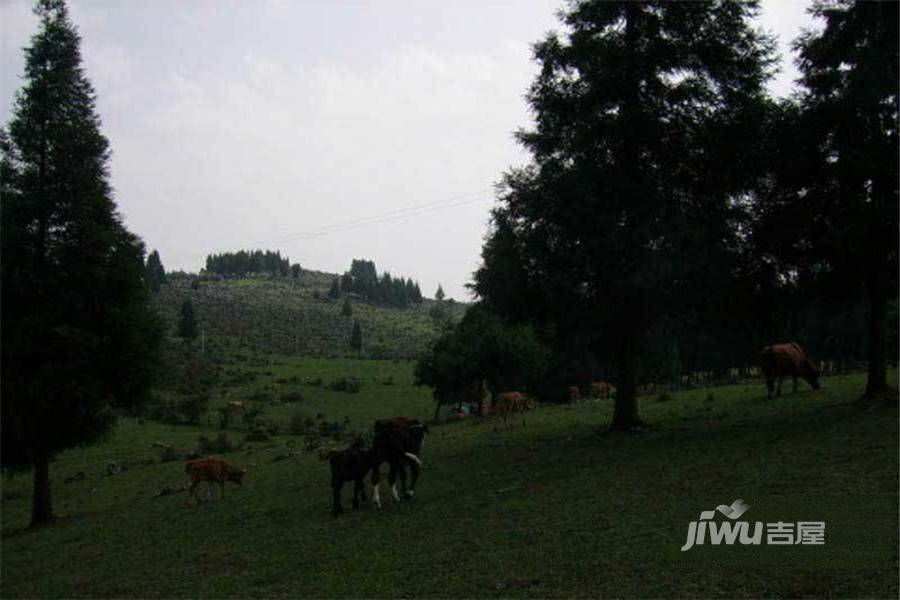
(370, 418), (428, 507)
(328, 437), (373, 516)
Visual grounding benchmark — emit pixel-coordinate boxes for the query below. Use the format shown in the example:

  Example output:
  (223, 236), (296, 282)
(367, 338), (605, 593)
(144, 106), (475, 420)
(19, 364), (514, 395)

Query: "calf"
(760, 342), (820, 399)
(567, 386), (581, 403)
(328, 438), (374, 516)
(185, 458), (245, 503)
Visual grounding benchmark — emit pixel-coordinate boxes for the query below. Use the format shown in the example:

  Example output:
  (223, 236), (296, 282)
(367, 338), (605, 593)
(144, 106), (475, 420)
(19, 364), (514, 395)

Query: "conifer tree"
(0, 0), (161, 525)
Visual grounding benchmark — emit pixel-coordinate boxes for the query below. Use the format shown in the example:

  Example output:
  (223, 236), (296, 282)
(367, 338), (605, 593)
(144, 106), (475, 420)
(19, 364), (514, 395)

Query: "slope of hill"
(153, 271), (467, 359)
(2, 365), (896, 598)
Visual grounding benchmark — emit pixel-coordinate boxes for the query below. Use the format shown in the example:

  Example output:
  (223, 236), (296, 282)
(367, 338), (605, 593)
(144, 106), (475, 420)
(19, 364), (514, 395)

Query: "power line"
(172, 189), (491, 267)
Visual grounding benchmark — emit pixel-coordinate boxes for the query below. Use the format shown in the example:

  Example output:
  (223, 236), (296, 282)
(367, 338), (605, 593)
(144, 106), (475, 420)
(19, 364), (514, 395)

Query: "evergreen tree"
(328, 276), (341, 299)
(793, 0), (899, 398)
(474, 1), (775, 429)
(435, 284), (445, 302)
(145, 249), (166, 293)
(290, 263), (301, 280)
(0, 0), (161, 526)
(350, 320), (363, 355)
(342, 298), (353, 317)
(178, 299), (199, 342)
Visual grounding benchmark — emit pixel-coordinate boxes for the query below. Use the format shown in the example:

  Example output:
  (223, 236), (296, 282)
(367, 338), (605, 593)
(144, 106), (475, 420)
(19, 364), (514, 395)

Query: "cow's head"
(805, 363), (821, 390)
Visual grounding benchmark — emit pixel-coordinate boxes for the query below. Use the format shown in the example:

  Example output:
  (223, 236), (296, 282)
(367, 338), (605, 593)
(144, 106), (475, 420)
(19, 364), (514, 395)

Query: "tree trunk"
(30, 452), (53, 527)
(864, 278), (889, 398)
(610, 331), (647, 431)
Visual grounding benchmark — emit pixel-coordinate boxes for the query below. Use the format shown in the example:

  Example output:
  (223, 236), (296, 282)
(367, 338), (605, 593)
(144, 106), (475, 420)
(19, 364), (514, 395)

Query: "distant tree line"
(205, 249), (292, 277)
(329, 259), (424, 308)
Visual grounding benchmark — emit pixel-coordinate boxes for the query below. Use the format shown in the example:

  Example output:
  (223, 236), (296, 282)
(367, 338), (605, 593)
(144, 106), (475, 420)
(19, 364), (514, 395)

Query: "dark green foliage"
(435, 284), (445, 302)
(178, 299), (198, 341)
(787, 0), (899, 397)
(474, 0), (776, 429)
(197, 432), (234, 455)
(341, 298), (353, 317)
(205, 249), (290, 277)
(350, 320), (363, 354)
(415, 304), (549, 416)
(290, 263), (302, 280)
(144, 250), (167, 293)
(329, 377), (361, 393)
(0, 0), (162, 525)
(328, 277), (341, 299)
(339, 258), (423, 308)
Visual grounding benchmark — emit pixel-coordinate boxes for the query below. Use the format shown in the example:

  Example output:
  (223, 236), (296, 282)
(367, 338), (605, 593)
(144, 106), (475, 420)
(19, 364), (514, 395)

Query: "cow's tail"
(404, 452), (422, 466)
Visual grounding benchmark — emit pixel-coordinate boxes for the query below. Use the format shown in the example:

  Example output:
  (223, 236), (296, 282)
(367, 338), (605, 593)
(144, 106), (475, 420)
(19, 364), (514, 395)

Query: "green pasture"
(2, 362), (897, 598)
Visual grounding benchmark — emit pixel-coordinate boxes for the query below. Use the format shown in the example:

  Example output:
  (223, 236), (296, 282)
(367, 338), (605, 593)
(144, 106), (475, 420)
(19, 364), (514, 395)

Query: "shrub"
(159, 446), (180, 463)
(242, 406), (266, 431)
(290, 413), (316, 436)
(178, 393), (211, 424)
(329, 377), (361, 393)
(197, 432), (235, 455)
(657, 392), (672, 403)
(280, 391), (304, 403)
(245, 427), (271, 442)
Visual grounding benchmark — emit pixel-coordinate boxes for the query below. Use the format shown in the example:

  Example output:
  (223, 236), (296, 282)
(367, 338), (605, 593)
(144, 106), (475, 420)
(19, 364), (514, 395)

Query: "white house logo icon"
(681, 499), (825, 551)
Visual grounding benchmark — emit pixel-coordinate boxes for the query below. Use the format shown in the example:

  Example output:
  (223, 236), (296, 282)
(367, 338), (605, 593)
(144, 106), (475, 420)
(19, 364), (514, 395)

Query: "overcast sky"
(1, 0), (818, 300)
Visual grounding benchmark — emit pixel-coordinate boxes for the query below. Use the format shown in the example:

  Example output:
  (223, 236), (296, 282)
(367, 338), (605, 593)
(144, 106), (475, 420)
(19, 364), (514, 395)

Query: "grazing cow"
(370, 418), (428, 507)
(760, 342), (820, 400)
(328, 437), (373, 516)
(185, 458), (245, 503)
(589, 381), (612, 400)
(493, 391), (532, 430)
(567, 386), (581, 403)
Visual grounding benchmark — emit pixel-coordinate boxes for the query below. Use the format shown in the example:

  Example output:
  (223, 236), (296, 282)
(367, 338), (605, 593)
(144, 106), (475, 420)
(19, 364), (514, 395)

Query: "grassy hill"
(2, 359), (896, 598)
(154, 270), (467, 359)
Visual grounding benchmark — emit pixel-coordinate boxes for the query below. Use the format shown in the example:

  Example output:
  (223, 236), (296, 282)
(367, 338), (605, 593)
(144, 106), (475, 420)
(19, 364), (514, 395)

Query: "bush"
(280, 391), (304, 403)
(290, 413), (316, 436)
(247, 390), (274, 404)
(178, 393), (211, 424)
(242, 406), (266, 431)
(329, 377), (361, 393)
(657, 392), (672, 403)
(197, 432), (235, 455)
(159, 446), (181, 463)
(245, 427), (271, 442)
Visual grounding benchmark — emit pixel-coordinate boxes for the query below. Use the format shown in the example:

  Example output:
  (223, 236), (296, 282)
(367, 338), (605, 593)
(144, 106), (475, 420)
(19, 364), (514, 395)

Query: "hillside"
(153, 270), (467, 359)
(2, 364), (896, 598)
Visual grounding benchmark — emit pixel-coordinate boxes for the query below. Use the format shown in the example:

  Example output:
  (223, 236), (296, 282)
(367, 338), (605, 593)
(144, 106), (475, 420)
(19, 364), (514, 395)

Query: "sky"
(1, 0), (819, 301)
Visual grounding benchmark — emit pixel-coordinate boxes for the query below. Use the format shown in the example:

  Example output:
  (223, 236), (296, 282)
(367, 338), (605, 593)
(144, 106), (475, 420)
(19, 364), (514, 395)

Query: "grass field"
(1, 360), (897, 598)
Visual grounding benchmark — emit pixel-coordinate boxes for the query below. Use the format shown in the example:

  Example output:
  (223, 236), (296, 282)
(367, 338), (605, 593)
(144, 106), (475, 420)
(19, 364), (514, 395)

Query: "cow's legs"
(765, 377), (774, 399)
(405, 458), (419, 498)
(332, 480), (345, 516)
(388, 461), (401, 502)
(791, 375), (798, 393)
(352, 478), (364, 509)
(776, 376), (784, 397)
(370, 465), (383, 509)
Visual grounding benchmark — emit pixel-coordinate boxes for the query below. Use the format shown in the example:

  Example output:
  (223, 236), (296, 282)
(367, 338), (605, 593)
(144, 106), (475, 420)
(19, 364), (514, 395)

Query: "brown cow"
(185, 458), (245, 503)
(589, 381), (613, 400)
(760, 342), (820, 400)
(493, 391), (532, 431)
(567, 386), (581, 403)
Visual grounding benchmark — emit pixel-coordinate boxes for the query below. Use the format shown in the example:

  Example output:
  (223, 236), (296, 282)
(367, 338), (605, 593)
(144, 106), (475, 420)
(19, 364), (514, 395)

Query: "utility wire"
(172, 189), (491, 268)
